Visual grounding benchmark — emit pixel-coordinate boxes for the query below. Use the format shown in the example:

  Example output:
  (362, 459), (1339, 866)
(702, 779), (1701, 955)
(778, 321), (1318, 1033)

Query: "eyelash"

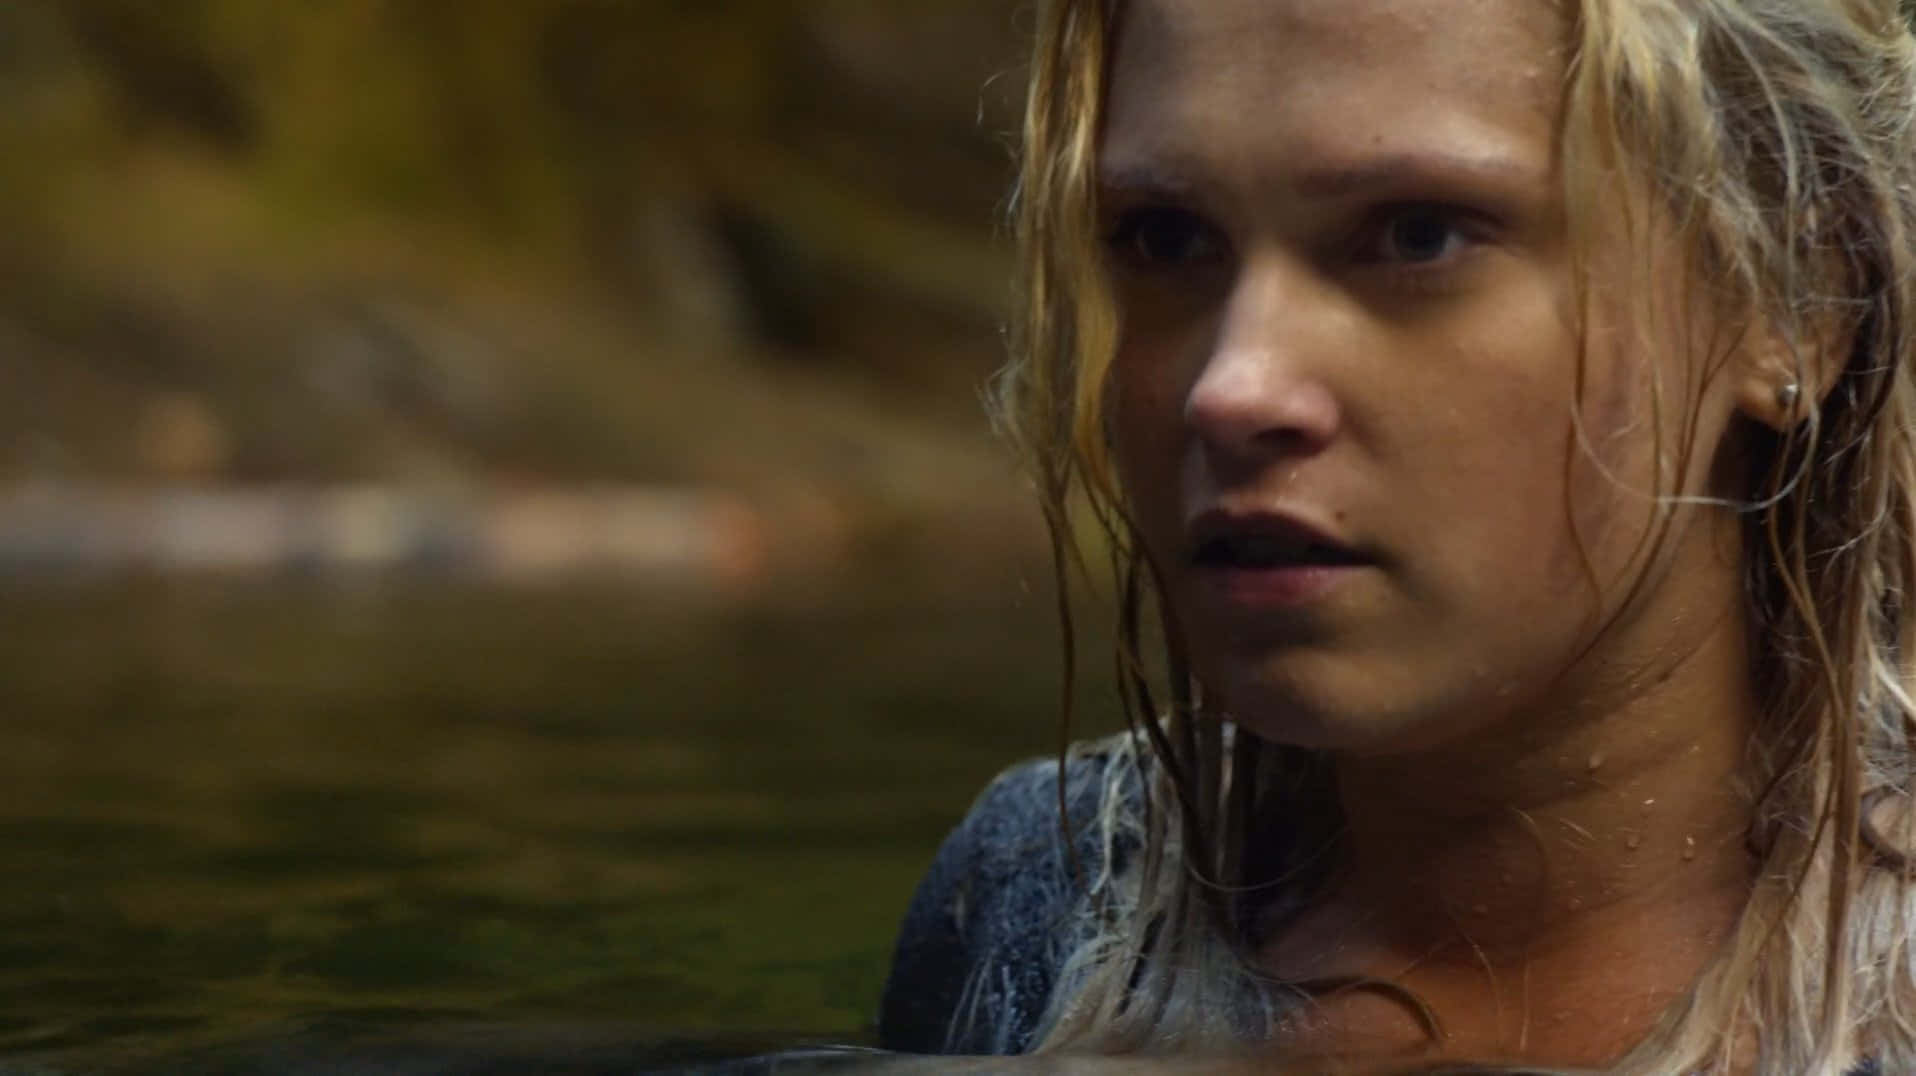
(1354, 204), (1484, 268)
(1102, 207), (1226, 272)
(1100, 202), (1489, 277)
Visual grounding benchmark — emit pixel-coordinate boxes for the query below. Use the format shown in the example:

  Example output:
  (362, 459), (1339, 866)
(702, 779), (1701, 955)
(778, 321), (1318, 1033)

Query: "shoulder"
(876, 738), (1136, 1055)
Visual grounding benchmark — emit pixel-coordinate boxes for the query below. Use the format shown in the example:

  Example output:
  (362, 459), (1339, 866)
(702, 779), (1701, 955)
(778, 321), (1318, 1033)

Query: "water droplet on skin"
(1626, 833), (1643, 851)
(1587, 752), (1605, 772)
(1642, 798), (1656, 810)
(1683, 836), (1698, 861)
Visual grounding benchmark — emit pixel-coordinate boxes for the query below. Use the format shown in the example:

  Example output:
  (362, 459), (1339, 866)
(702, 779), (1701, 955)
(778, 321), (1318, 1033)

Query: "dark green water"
(0, 580), (1093, 1072)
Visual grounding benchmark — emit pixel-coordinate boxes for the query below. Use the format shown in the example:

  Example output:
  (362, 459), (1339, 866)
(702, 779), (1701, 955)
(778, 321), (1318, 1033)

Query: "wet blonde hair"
(992, 0), (1916, 1072)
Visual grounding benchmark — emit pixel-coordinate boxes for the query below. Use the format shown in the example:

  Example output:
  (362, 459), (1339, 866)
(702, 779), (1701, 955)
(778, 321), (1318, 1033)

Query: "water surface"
(0, 580), (1088, 1072)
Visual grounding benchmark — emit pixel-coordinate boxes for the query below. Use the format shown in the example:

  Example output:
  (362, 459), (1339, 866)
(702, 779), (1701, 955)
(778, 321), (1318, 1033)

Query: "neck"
(1261, 585), (1763, 1064)
(1335, 619), (1759, 958)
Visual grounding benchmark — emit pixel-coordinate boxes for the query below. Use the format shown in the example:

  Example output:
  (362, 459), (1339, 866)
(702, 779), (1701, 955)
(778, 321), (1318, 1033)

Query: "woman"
(879, 0), (1916, 1072)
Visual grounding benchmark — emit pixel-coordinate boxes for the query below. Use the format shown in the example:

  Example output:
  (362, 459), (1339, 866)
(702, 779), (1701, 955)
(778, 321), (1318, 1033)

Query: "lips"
(1184, 509), (1373, 609)
(1186, 510), (1370, 570)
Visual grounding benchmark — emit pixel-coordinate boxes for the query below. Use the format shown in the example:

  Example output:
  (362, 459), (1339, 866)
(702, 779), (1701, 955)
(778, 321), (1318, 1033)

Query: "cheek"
(1549, 254), (1740, 587)
(1453, 341), (1696, 664)
(1561, 336), (1716, 584)
(1424, 395), (1592, 615)
(1462, 294), (1663, 567)
(1384, 325), (1631, 644)
(1108, 342), (1194, 550)
(1556, 358), (1645, 570)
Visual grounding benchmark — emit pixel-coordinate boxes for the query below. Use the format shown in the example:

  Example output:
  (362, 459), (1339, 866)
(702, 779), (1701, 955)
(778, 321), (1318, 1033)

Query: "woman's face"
(1102, 0), (1755, 754)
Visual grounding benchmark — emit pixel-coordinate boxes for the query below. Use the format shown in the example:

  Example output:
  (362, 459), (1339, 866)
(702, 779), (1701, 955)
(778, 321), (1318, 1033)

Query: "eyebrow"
(1095, 155), (1210, 203)
(1096, 149), (1546, 203)
(1293, 151), (1545, 198)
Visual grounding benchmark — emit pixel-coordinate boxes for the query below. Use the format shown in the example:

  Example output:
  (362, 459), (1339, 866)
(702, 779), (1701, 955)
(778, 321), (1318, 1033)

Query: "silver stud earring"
(1776, 381), (1802, 415)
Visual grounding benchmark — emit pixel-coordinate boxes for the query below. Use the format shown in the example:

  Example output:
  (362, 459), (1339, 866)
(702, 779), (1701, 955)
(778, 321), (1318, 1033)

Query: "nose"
(1183, 258), (1342, 466)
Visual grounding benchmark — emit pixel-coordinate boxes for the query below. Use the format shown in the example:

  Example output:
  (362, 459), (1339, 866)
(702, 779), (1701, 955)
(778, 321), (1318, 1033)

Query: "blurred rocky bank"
(0, 1), (1041, 593)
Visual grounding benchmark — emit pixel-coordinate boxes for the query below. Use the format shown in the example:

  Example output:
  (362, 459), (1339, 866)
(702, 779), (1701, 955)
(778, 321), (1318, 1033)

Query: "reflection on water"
(0, 580), (1089, 1072)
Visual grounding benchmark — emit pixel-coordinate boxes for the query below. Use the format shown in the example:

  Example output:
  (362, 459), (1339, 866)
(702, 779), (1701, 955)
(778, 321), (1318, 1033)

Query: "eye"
(1104, 207), (1227, 270)
(1363, 204), (1477, 266)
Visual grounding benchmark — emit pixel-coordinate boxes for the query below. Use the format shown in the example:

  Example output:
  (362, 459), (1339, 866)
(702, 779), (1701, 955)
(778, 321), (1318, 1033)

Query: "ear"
(1732, 365), (1803, 433)
(1732, 318), (1847, 433)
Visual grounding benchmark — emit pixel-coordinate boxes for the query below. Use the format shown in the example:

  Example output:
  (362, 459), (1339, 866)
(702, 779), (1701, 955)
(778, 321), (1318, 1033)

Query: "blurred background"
(0, 3), (1105, 1070)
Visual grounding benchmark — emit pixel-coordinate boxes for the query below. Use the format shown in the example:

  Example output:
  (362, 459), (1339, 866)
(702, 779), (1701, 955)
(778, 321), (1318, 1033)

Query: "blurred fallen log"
(0, 483), (786, 591)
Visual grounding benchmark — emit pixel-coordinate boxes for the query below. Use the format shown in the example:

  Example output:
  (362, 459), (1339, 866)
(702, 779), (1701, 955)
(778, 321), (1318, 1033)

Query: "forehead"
(1103, 0), (1566, 193)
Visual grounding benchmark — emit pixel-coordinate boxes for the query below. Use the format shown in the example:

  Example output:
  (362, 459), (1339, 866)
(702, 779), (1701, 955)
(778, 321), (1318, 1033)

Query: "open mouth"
(1192, 534), (1370, 570)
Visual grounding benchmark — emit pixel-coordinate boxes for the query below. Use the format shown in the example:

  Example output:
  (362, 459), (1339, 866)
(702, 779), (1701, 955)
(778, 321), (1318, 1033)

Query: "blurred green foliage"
(23, 0), (1015, 257)
(0, 1), (1023, 486)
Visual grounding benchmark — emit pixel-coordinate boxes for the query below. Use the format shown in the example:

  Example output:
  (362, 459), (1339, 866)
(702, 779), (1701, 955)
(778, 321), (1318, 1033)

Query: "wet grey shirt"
(874, 752), (1884, 1075)
(876, 750), (1119, 1055)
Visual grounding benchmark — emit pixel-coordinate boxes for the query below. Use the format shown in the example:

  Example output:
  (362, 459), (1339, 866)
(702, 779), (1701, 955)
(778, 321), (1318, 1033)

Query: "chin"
(1204, 654), (1485, 757)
